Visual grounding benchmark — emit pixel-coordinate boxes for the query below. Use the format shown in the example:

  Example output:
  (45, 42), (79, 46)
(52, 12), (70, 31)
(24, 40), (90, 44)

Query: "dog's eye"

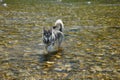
(44, 33), (46, 35)
(44, 33), (47, 36)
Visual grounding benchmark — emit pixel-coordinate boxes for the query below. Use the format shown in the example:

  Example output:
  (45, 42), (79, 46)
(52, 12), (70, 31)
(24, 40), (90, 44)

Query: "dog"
(42, 19), (64, 52)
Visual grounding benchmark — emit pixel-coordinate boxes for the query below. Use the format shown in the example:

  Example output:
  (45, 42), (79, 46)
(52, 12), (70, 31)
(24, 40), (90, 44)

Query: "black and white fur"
(43, 19), (64, 52)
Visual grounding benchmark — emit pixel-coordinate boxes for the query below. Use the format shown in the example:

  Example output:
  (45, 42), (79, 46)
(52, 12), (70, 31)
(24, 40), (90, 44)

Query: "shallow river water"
(0, 0), (120, 80)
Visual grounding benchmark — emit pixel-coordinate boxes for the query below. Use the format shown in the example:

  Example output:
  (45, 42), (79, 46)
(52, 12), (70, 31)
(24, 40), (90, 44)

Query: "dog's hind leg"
(58, 34), (64, 48)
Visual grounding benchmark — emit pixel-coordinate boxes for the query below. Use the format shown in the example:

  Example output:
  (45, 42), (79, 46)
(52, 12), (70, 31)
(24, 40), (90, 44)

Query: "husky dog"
(42, 19), (64, 52)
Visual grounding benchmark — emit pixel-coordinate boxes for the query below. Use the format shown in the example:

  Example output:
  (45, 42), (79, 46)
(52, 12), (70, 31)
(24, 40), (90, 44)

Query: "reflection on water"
(39, 48), (63, 62)
(0, 0), (120, 79)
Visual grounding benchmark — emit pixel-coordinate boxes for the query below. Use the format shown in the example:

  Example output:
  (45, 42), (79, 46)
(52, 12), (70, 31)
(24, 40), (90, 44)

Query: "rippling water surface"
(0, 0), (120, 79)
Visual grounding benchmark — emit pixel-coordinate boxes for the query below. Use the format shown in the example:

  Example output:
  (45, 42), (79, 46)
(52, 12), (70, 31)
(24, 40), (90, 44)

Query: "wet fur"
(43, 19), (64, 52)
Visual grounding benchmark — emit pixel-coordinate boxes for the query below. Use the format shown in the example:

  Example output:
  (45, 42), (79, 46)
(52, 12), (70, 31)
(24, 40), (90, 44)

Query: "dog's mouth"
(44, 40), (52, 46)
(46, 40), (52, 45)
(43, 37), (51, 44)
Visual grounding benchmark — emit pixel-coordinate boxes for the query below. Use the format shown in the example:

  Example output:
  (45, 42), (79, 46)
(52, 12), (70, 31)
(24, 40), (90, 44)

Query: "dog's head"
(43, 28), (52, 44)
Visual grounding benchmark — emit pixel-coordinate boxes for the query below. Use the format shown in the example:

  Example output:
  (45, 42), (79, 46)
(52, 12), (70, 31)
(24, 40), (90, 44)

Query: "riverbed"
(0, 1), (120, 79)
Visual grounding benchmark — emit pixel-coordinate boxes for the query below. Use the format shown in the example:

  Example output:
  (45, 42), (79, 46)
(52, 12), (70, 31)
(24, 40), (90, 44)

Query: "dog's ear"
(42, 27), (47, 35)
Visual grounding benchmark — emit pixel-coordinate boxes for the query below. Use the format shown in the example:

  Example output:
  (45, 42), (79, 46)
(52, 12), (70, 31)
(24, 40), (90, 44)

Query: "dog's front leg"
(51, 41), (55, 46)
(43, 44), (48, 53)
(45, 45), (48, 50)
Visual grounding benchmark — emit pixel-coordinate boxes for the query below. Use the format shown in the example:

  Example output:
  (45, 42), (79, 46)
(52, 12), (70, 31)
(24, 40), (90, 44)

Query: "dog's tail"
(54, 19), (64, 32)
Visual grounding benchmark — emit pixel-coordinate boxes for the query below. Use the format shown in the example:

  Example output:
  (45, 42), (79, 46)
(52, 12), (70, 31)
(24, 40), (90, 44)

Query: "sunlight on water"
(0, 0), (120, 79)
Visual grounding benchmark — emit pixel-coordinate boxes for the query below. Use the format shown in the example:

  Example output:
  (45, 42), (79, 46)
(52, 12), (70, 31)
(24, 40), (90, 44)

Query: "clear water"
(0, 0), (120, 79)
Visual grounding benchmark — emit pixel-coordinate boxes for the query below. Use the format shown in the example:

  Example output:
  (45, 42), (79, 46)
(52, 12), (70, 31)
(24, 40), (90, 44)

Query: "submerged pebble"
(0, 1), (120, 80)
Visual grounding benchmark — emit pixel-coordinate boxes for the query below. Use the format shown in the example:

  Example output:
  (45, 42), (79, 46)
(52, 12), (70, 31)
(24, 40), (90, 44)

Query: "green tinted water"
(0, 0), (120, 79)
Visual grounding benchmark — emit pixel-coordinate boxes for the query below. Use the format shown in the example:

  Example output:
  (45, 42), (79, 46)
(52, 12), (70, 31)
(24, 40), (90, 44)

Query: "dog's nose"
(47, 40), (49, 43)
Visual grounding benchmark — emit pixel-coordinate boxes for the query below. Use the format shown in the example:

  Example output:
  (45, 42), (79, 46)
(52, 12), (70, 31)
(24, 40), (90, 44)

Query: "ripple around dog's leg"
(58, 48), (63, 52)
(39, 48), (63, 63)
